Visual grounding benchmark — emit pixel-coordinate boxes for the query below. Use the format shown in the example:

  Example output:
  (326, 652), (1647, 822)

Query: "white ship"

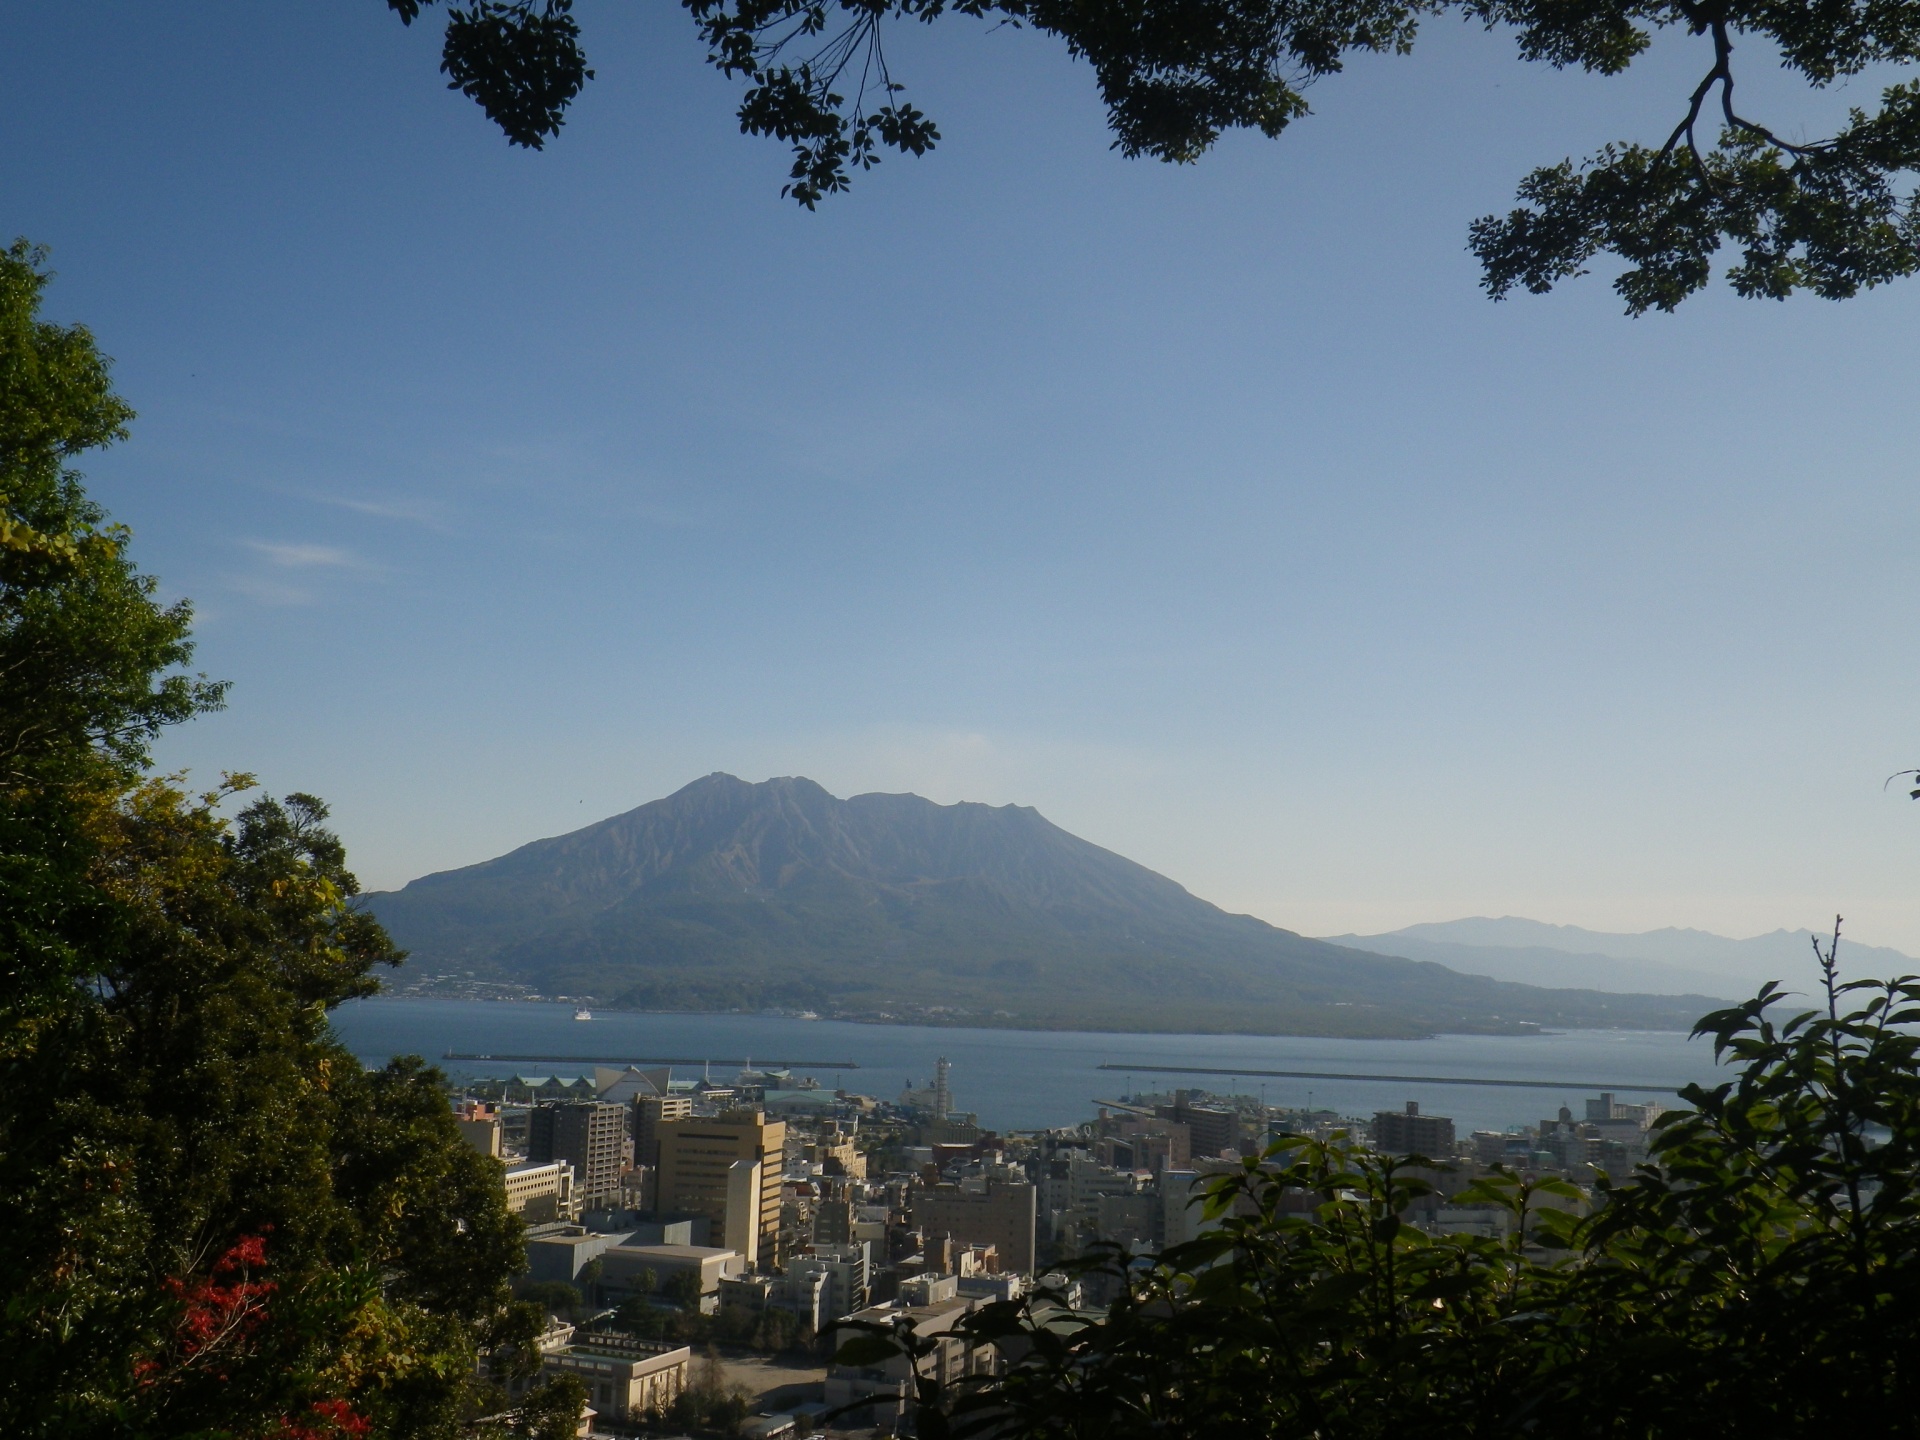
(573, 1007), (592, 1021)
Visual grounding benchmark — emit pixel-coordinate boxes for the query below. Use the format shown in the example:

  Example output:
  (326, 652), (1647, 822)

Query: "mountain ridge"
(364, 774), (1716, 1039)
(1329, 916), (1920, 999)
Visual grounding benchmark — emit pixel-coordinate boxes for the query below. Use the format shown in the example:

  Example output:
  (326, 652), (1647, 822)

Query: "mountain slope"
(364, 774), (1714, 1038)
(1336, 917), (1920, 1001)
(1322, 933), (1744, 999)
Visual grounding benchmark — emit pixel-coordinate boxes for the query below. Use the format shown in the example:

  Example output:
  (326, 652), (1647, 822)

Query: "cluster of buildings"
(457, 1060), (1048, 1430)
(455, 1057), (1668, 1432)
(1467, 1092), (1669, 1176)
(1041, 1087), (1669, 1260)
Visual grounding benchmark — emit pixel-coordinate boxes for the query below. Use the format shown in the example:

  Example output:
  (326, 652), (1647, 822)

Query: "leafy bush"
(855, 941), (1920, 1438)
(521, 1281), (586, 1319)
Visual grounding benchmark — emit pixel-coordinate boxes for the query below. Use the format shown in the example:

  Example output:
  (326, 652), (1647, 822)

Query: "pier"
(441, 1051), (859, 1069)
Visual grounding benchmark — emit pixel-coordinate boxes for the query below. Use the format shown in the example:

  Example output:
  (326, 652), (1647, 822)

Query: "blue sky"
(6, 2), (1918, 950)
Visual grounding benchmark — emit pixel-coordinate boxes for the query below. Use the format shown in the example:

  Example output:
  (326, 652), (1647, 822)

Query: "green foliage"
(390, 0), (1920, 308)
(520, 1281), (586, 1319)
(1535, 926), (1920, 1432)
(508, 1374), (587, 1440)
(683, 1345), (753, 1437)
(0, 240), (220, 790)
(0, 242), (531, 1438)
(613, 1296), (677, 1339)
(1469, 77), (1920, 313)
(843, 933), (1920, 1438)
(0, 236), (226, 1056)
(385, 0), (593, 150)
(663, 1268), (706, 1309)
(596, 1338), (752, 1436)
(610, 1297), (814, 1354)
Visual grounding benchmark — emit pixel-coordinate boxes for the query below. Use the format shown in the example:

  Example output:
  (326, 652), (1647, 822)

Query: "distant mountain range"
(1324, 917), (1919, 1002)
(363, 773), (1712, 1039)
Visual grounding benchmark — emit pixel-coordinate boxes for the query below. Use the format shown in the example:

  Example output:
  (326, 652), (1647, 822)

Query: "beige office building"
(655, 1112), (786, 1265)
(599, 1243), (747, 1309)
(634, 1093), (695, 1165)
(503, 1160), (577, 1223)
(456, 1101), (504, 1158)
(540, 1334), (690, 1419)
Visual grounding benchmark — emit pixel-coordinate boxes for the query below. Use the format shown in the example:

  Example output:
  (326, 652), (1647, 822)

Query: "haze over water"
(333, 998), (1726, 1134)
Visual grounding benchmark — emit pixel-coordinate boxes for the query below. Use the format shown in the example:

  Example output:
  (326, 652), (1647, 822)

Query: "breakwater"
(336, 998), (1720, 1132)
(442, 1051), (860, 1069)
(1097, 1063), (1677, 1093)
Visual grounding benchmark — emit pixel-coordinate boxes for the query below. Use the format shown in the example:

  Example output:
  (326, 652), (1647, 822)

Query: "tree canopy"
(388, 0), (1920, 312)
(0, 239), (571, 1439)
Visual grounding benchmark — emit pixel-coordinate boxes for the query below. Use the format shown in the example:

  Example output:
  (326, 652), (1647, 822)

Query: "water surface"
(331, 998), (1727, 1134)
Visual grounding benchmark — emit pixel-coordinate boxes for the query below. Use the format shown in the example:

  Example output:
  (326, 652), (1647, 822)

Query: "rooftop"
(529, 1232), (608, 1250)
(608, 1243), (738, 1262)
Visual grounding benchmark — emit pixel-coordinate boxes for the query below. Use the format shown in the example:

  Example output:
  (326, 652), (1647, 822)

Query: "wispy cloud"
(229, 538), (383, 607)
(312, 493), (450, 529)
(228, 575), (317, 607)
(245, 540), (364, 569)
(463, 437), (715, 528)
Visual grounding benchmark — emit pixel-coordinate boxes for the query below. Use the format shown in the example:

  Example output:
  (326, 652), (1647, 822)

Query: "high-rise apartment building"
(913, 1180), (1037, 1275)
(932, 1057), (951, 1120)
(788, 1242), (871, 1321)
(634, 1093), (694, 1168)
(530, 1101), (628, 1209)
(654, 1112), (787, 1266)
(1372, 1101), (1455, 1156)
(1156, 1091), (1240, 1160)
(632, 1093), (694, 1207)
(813, 1196), (855, 1246)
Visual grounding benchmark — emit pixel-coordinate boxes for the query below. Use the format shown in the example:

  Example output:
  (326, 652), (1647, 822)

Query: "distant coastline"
(331, 997), (1723, 1134)
(370, 978), (1694, 1041)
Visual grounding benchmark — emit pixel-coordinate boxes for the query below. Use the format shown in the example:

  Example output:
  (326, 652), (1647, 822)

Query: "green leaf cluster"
(0, 241), (555, 1439)
(609, 1295), (814, 1353)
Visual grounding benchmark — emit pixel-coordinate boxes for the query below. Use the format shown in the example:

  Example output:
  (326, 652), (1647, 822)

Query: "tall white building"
(788, 1242), (871, 1321)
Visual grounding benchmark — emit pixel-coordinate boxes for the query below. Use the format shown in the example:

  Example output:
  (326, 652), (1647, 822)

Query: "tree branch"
(1711, 21), (1832, 157)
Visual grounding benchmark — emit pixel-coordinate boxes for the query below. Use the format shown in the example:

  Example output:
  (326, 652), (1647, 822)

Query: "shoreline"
(344, 992), (1711, 1044)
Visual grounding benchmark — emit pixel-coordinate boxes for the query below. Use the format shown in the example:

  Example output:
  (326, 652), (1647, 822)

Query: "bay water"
(331, 998), (1730, 1134)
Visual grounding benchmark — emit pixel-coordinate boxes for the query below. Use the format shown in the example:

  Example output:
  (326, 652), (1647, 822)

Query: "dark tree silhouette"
(388, 0), (1920, 311)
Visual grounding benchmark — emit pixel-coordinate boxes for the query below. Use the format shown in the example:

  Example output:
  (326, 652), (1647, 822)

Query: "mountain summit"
(364, 774), (1711, 1038)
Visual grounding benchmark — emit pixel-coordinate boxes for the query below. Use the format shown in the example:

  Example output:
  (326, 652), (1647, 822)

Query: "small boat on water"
(573, 1007), (592, 1021)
